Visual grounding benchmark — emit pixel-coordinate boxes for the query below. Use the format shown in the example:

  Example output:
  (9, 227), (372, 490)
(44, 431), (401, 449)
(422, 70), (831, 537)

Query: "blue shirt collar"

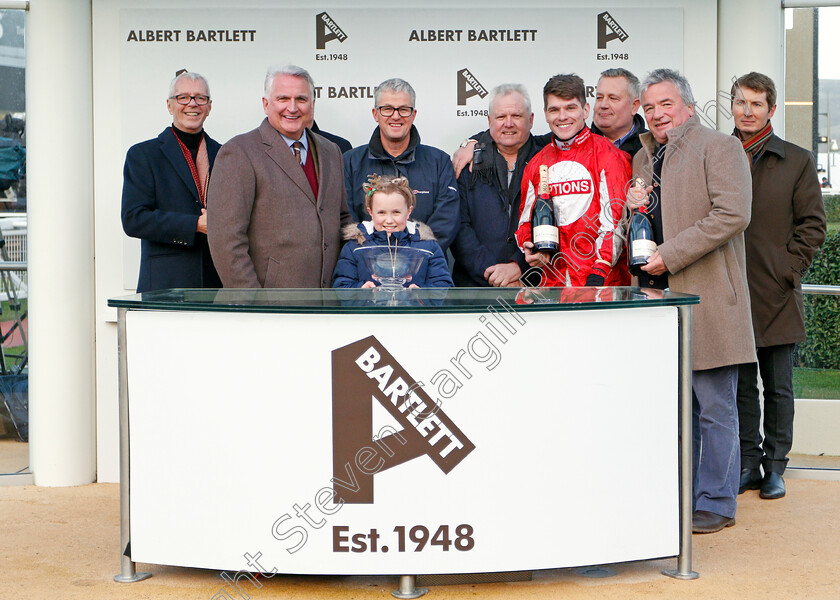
(613, 120), (638, 149)
(280, 131), (308, 152)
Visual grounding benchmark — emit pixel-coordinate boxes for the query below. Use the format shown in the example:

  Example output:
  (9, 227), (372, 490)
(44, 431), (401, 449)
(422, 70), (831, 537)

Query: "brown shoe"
(692, 510), (735, 534)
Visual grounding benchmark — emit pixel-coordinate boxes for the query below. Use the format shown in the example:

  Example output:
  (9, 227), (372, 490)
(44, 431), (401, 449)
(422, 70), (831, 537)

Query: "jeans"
(692, 365), (740, 518)
(737, 344), (795, 475)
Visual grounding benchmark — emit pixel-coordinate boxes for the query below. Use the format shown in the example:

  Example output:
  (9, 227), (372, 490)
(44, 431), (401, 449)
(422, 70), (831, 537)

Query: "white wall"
(717, 0), (786, 132)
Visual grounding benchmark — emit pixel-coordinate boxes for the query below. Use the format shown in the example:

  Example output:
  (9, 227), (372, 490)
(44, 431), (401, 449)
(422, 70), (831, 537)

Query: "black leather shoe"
(739, 467), (762, 494)
(692, 510), (735, 534)
(760, 472), (786, 499)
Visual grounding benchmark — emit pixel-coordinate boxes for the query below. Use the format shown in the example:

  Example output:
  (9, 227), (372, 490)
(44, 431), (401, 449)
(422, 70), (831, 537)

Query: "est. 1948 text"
(333, 524), (475, 553)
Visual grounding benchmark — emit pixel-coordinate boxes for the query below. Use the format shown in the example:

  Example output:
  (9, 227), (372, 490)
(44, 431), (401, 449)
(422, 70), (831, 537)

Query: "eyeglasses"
(170, 94), (210, 106)
(376, 105), (414, 117)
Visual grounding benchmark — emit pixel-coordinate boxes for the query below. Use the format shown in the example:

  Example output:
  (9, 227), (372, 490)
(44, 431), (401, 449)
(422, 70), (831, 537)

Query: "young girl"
(332, 174), (453, 288)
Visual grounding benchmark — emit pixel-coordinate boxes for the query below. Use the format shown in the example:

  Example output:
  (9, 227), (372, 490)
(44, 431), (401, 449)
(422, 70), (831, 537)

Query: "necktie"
(292, 141), (304, 166)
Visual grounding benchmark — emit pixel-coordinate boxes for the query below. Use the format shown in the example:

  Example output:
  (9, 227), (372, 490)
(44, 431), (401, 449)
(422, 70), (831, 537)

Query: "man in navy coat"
(343, 78), (460, 252)
(451, 83), (537, 287)
(121, 70), (222, 292)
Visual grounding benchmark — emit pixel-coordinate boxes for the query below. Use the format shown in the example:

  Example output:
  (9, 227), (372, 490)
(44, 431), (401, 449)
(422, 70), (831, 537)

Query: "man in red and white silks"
(516, 73), (631, 287)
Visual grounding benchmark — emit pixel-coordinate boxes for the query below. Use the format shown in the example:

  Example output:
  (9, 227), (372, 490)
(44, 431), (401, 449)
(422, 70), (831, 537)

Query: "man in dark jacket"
(453, 68), (647, 177)
(343, 78), (460, 252)
(731, 72), (827, 500)
(590, 68), (647, 157)
(311, 122), (351, 153)
(310, 118), (352, 154)
(121, 70), (222, 292)
(451, 84), (537, 287)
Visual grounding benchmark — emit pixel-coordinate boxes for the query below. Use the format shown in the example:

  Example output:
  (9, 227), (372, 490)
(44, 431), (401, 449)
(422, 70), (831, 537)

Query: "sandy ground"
(1, 478), (839, 600)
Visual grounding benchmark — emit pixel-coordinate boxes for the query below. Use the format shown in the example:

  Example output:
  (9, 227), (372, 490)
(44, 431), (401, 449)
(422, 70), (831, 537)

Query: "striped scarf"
(739, 121), (773, 160)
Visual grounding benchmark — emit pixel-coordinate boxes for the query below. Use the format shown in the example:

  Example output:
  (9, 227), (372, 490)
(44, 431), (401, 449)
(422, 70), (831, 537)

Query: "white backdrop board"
(119, 6), (685, 150)
(125, 306), (679, 573)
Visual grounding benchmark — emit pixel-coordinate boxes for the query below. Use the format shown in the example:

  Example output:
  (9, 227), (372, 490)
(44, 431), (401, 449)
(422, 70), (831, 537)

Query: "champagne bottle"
(532, 165), (559, 254)
(628, 178), (657, 276)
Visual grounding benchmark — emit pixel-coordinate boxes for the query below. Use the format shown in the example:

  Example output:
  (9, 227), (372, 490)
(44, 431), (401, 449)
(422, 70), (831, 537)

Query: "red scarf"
(171, 127), (210, 207)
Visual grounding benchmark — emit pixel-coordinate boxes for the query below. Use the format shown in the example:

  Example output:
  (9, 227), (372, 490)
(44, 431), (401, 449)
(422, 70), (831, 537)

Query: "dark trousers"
(736, 344), (795, 475)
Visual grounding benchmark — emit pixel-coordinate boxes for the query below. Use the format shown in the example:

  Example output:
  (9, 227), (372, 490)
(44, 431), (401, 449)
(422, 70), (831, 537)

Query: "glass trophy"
(353, 245), (431, 291)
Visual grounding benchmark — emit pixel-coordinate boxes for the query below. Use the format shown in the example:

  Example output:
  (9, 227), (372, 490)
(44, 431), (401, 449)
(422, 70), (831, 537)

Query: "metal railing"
(0, 262), (25, 271)
(803, 284), (840, 295)
(3, 233), (26, 263)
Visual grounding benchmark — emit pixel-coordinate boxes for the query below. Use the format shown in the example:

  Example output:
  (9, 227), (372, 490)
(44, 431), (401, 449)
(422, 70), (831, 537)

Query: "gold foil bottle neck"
(538, 164), (549, 197)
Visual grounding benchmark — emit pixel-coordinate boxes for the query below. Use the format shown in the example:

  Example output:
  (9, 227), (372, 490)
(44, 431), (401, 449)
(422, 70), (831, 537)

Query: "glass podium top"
(109, 287), (699, 314)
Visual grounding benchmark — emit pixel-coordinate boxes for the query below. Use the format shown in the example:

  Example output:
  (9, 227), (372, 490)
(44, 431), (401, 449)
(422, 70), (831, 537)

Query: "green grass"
(793, 367), (840, 399)
(829, 222), (840, 234)
(0, 298), (26, 322)
(0, 298), (27, 373)
(0, 345), (26, 372)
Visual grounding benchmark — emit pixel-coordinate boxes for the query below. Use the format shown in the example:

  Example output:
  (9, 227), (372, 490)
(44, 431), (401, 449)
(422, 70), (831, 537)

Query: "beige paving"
(1, 479), (839, 599)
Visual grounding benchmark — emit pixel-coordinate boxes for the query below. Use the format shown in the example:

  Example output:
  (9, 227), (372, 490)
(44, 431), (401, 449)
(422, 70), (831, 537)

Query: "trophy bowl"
(353, 245), (432, 290)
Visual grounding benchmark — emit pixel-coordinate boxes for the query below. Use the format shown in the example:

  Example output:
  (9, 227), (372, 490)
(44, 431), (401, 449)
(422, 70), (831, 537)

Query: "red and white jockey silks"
(516, 127), (632, 287)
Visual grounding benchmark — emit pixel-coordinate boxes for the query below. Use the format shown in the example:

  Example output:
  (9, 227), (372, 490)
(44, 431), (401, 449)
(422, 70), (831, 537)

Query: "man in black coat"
(310, 121), (351, 154)
(121, 71), (222, 292)
(451, 84), (537, 287)
(590, 67), (647, 157)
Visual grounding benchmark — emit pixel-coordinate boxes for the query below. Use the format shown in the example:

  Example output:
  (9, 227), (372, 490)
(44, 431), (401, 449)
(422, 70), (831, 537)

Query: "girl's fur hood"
(341, 220), (436, 245)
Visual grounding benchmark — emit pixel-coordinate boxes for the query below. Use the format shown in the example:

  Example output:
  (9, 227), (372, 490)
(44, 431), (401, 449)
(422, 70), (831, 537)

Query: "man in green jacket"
(731, 72), (827, 501)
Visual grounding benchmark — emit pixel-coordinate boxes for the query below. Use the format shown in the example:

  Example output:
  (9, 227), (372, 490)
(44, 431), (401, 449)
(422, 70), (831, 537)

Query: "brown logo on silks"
(332, 336), (475, 504)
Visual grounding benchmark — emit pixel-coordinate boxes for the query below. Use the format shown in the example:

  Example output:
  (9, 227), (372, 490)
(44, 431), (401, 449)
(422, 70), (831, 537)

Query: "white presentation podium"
(108, 286), (700, 596)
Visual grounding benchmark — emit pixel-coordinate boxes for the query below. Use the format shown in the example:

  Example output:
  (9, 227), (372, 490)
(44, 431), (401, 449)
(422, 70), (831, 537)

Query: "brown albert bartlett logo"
(332, 336), (475, 504)
(597, 11), (629, 49)
(456, 68), (488, 106)
(316, 11), (347, 49)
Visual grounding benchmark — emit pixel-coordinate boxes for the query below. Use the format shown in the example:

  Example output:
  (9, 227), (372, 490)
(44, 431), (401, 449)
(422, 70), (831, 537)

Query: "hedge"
(798, 231), (840, 369)
(823, 194), (840, 223)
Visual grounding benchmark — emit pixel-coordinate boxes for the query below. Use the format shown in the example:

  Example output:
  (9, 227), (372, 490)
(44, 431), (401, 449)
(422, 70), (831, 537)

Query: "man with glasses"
(343, 78), (460, 251)
(121, 70), (222, 292)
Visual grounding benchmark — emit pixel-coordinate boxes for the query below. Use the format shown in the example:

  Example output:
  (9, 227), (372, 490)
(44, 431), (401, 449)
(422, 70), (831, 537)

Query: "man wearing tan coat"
(207, 65), (351, 288)
(630, 69), (755, 534)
